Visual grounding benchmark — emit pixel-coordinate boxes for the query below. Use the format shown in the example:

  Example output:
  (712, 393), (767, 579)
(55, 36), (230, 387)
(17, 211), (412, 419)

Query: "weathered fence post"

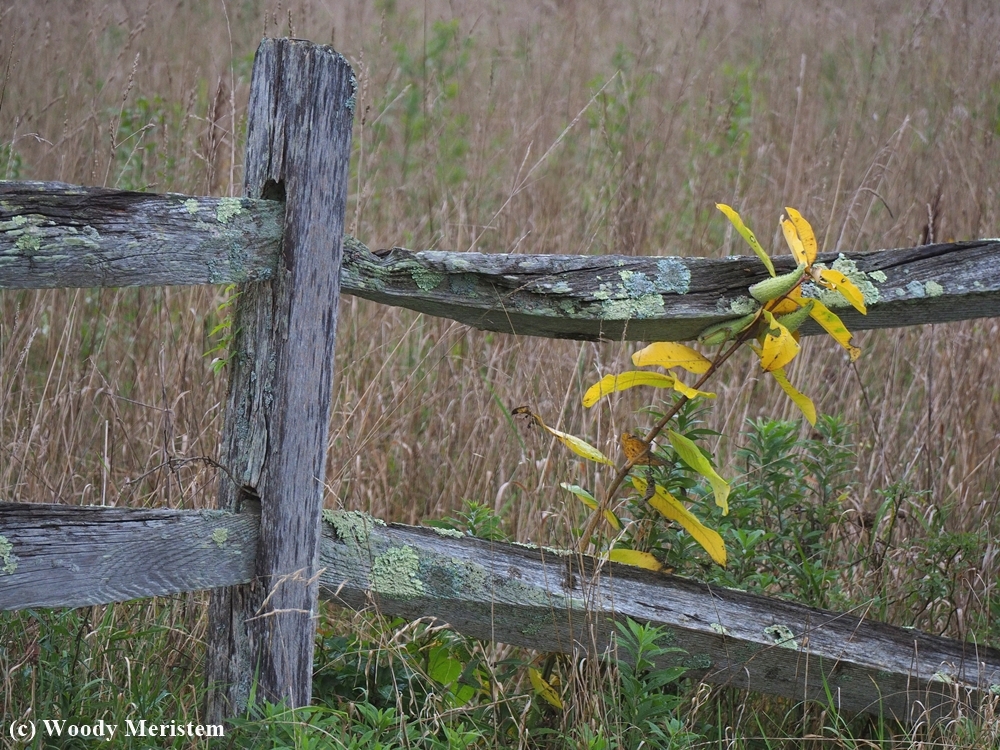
(205, 38), (355, 721)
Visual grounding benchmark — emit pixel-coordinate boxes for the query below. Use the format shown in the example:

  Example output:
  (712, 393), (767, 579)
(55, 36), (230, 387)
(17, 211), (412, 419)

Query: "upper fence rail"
(3, 181), (998, 341)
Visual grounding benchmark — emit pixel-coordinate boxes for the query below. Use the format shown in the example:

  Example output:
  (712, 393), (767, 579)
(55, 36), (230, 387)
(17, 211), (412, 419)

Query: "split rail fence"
(2, 38), (1000, 725)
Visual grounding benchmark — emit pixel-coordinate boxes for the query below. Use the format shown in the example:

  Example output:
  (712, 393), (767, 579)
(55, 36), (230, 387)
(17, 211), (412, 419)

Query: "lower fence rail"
(2, 501), (998, 723)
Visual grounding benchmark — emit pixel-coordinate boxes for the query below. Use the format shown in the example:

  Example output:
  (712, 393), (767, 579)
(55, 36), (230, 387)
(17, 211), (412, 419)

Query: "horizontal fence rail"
(2, 502), (998, 722)
(0, 181), (283, 287)
(3, 181), (999, 341)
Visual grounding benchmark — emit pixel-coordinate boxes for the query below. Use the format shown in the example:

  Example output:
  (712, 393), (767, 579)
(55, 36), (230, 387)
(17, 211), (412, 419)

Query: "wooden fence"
(2, 38), (999, 725)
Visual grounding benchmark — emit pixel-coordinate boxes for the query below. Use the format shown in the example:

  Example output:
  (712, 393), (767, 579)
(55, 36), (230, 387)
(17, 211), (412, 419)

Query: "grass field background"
(2, 1), (999, 746)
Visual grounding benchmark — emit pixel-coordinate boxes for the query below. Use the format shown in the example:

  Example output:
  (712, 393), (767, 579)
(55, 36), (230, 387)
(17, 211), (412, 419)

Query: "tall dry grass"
(2, 0), (999, 732)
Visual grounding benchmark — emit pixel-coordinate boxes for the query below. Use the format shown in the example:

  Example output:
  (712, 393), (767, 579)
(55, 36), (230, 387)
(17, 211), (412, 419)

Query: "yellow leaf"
(758, 310), (800, 372)
(672, 379), (717, 400)
(516, 407), (616, 465)
(781, 218), (808, 267)
(766, 285), (803, 315)
(608, 547), (663, 572)
(582, 372), (676, 408)
(807, 298), (861, 361)
(666, 429), (730, 515)
(631, 342), (712, 374)
(560, 483), (621, 530)
(784, 207), (818, 265)
(632, 475), (727, 566)
(817, 268), (867, 314)
(529, 668), (564, 710)
(716, 203), (776, 277)
(769, 368), (817, 426)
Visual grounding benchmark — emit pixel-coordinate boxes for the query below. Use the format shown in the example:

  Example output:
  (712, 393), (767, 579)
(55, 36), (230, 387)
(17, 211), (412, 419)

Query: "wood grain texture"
(319, 512), (1000, 722)
(340, 237), (1000, 341)
(3, 501), (996, 722)
(2, 178), (997, 344)
(0, 181), (282, 287)
(0, 502), (257, 609)
(204, 38), (355, 721)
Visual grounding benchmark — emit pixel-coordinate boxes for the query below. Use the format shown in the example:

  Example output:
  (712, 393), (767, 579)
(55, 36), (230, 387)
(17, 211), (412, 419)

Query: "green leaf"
(667, 429), (730, 515)
(561, 483), (621, 530)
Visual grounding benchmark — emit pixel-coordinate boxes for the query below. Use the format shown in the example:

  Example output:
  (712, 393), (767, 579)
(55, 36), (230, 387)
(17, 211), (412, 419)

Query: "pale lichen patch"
(925, 280), (944, 297)
(215, 197), (244, 224)
(431, 527), (465, 539)
(212, 528), (229, 548)
(324, 509), (384, 549)
(655, 258), (691, 294)
(412, 267), (445, 291)
(184, 198), (200, 214)
(15, 232), (41, 254)
(710, 622), (731, 637)
(869, 270), (887, 283)
(550, 281), (572, 294)
(0, 535), (18, 575)
(619, 269), (657, 297)
(763, 624), (799, 650)
(371, 545), (424, 599)
(728, 296), (759, 316)
(600, 294), (665, 320)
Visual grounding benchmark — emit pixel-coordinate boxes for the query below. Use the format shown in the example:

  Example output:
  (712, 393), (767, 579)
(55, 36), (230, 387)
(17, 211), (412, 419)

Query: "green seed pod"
(698, 311), (761, 345)
(749, 263), (806, 303)
(775, 299), (815, 333)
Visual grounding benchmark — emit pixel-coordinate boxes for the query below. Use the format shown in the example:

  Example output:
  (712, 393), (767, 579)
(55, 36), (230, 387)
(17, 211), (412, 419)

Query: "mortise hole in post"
(261, 179), (285, 202)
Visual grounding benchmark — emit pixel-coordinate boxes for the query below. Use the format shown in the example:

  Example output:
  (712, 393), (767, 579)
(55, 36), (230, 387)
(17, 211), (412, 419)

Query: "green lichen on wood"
(600, 294), (665, 320)
(0, 535), (18, 575)
(212, 528), (229, 548)
(215, 197), (244, 224)
(869, 270), (887, 283)
(925, 280), (944, 297)
(371, 545), (425, 599)
(184, 198), (200, 214)
(763, 624), (799, 650)
(655, 258), (691, 294)
(710, 622), (731, 637)
(431, 527), (465, 539)
(727, 296), (760, 316)
(412, 266), (445, 292)
(15, 232), (40, 254)
(323, 509), (385, 549)
(619, 269), (657, 297)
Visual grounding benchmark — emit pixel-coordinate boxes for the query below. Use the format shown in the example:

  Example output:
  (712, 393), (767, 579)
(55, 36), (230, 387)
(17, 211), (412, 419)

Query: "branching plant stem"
(577, 322), (759, 553)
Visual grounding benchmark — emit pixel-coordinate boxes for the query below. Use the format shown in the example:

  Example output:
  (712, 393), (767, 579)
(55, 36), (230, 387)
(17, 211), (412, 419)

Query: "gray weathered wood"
(340, 237), (1000, 341)
(4, 502), (996, 721)
(2, 178), (998, 342)
(0, 181), (282, 287)
(204, 39), (355, 721)
(0, 502), (257, 609)
(318, 511), (1000, 722)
